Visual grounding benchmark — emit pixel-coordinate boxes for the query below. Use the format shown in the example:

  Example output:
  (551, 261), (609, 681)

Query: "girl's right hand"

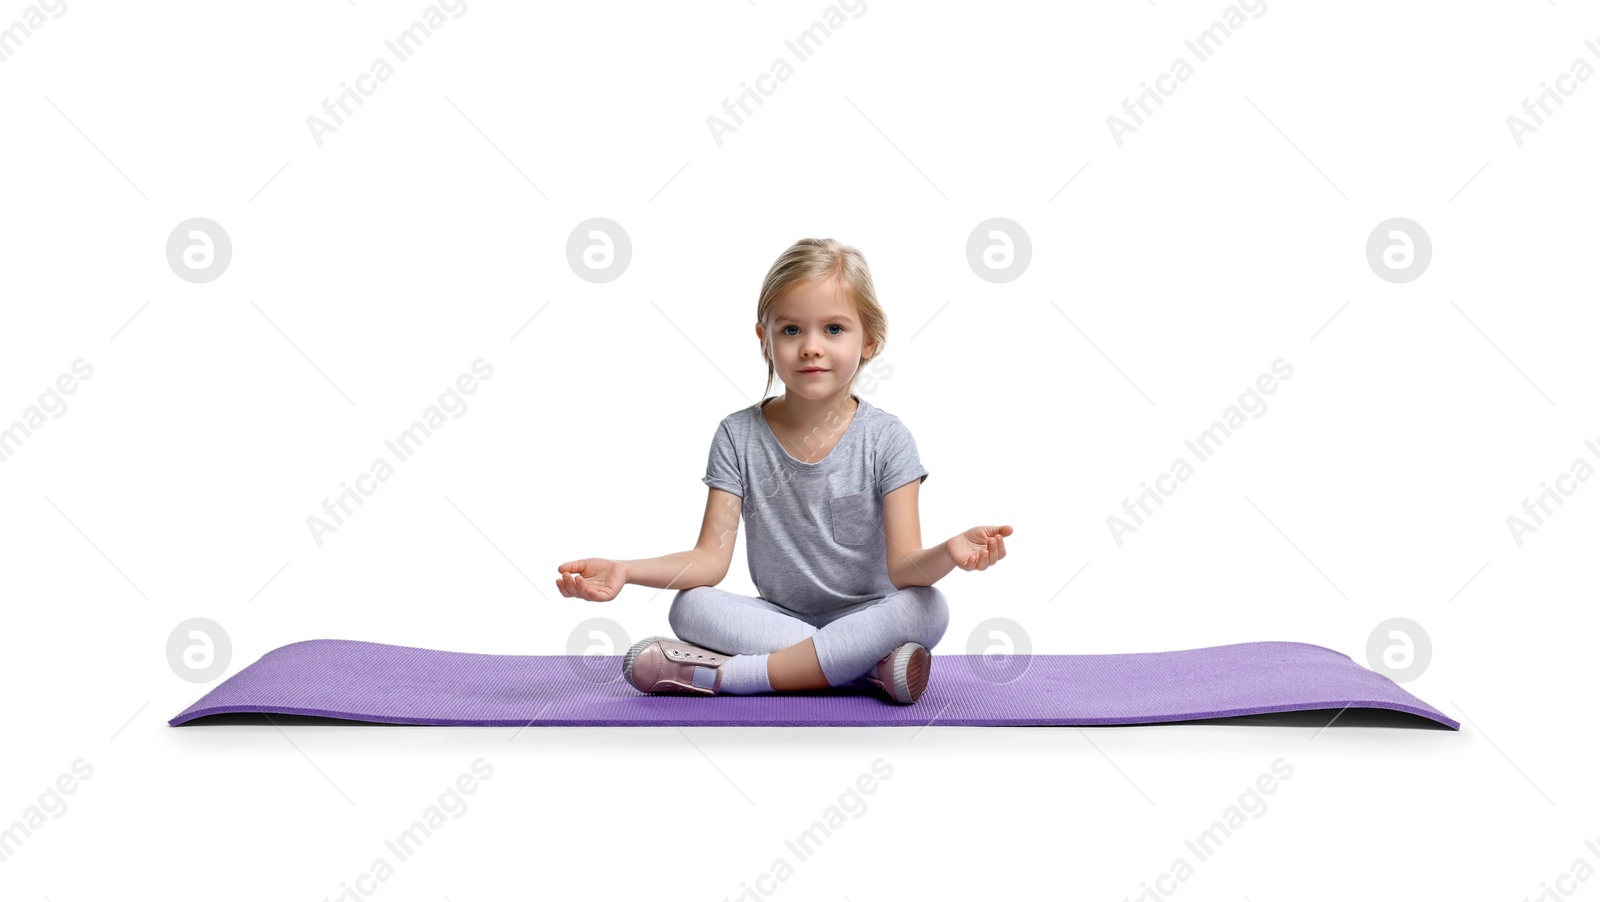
(556, 558), (629, 601)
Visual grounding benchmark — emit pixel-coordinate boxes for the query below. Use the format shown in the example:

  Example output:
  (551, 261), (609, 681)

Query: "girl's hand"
(556, 558), (630, 601)
(946, 525), (1013, 572)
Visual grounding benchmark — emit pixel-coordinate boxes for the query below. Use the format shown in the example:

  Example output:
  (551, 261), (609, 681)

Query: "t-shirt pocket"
(829, 487), (876, 546)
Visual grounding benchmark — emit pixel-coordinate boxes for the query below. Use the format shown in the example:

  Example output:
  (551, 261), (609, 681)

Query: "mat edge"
(169, 700), (1459, 730)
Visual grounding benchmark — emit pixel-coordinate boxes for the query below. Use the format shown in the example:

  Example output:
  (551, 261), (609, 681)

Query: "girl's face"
(757, 277), (875, 400)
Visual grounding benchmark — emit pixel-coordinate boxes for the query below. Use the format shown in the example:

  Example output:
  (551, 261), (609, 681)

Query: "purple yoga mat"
(168, 638), (1458, 729)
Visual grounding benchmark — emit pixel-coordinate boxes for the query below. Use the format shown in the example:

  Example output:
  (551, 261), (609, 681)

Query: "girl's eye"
(781, 324), (844, 335)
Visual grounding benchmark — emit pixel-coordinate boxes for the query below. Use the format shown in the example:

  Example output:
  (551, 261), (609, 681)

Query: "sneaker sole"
(622, 636), (667, 690)
(892, 644), (931, 704)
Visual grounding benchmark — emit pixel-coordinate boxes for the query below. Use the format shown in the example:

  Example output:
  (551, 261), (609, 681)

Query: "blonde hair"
(755, 238), (888, 402)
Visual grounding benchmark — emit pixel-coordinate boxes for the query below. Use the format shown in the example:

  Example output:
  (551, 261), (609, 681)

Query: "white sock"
(716, 653), (773, 695)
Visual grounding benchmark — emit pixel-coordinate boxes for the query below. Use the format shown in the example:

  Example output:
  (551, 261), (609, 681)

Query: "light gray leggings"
(667, 585), (951, 688)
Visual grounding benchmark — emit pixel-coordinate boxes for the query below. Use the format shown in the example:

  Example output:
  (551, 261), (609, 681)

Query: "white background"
(3, 0), (1597, 898)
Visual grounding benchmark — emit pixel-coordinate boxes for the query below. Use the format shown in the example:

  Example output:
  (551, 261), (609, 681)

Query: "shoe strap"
(664, 644), (724, 665)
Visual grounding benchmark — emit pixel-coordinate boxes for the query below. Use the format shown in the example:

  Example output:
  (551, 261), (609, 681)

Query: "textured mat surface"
(167, 638), (1458, 729)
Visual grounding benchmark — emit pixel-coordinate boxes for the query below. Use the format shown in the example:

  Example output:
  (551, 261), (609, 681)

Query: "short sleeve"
(702, 419), (744, 497)
(877, 417), (928, 496)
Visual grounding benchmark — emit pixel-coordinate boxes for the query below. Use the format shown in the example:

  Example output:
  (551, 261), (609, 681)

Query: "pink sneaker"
(623, 636), (730, 696)
(864, 643), (931, 704)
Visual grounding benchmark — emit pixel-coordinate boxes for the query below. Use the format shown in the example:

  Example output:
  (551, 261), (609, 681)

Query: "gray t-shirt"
(702, 394), (929, 618)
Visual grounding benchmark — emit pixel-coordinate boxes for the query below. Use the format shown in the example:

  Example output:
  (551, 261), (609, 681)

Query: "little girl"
(555, 238), (1013, 704)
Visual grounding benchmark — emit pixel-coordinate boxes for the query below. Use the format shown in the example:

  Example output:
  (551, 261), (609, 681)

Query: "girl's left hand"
(947, 525), (1013, 572)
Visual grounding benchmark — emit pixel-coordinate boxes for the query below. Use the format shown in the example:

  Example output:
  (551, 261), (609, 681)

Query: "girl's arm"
(892, 545), (960, 589)
(621, 487), (743, 590)
(885, 480), (1012, 588)
(884, 480), (952, 588)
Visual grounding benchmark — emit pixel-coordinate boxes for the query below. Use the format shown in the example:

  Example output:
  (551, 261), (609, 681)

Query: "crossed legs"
(667, 585), (951, 690)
